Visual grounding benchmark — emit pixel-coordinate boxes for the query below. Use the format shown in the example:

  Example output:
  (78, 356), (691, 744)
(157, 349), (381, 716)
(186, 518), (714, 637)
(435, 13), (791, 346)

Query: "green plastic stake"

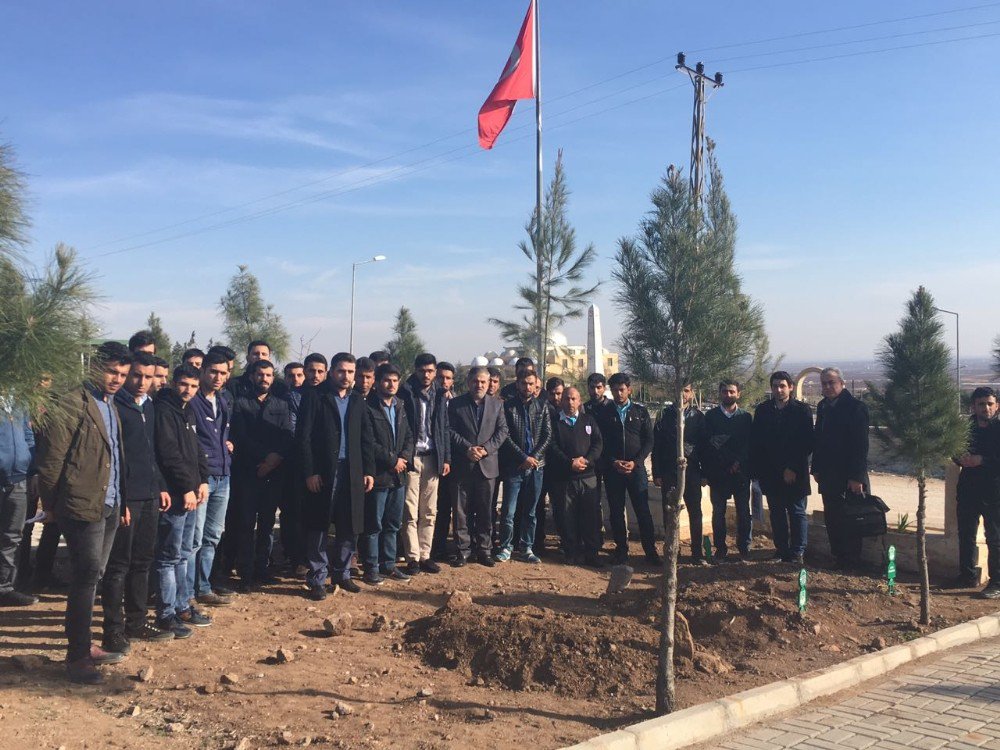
(887, 544), (897, 596)
(798, 568), (808, 613)
(703, 537), (713, 560)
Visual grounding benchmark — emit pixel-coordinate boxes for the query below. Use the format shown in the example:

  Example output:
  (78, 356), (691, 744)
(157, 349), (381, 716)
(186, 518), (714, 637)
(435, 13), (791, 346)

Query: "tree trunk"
(916, 470), (930, 626)
(656, 382), (685, 714)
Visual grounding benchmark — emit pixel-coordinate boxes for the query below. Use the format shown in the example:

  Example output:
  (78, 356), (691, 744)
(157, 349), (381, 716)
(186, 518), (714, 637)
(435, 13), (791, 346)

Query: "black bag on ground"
(838, 491), (889, 538)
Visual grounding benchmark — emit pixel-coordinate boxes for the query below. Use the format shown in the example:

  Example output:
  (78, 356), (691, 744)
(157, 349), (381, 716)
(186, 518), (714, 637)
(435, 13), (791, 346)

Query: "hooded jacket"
(154, 387), (208, 497)
(366, 392), (414, 489)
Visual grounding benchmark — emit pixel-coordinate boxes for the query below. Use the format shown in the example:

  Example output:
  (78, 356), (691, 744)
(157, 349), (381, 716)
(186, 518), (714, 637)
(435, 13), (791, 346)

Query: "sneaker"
(494, 548), (511, 563)
(0, 590), (38, 606)
(979, 583), (1000, 600)
(513, 549), (541, 564)
(195, 592), (233, 607)
(305, 585), (327, 601)
(90, 644), (126, 665)
(155, 616), (193, 639)
(127, 622), (174, 642)
(384, 567), (411, 582)
(419, 560), (441, 574)
(67, 657), (103, 685)
(404, 561), (422, 576)
(336, 578), (361, 594)
(101, 633), (131, 656)
(177, 608), (212, 627)
(362, 570), (384, 587)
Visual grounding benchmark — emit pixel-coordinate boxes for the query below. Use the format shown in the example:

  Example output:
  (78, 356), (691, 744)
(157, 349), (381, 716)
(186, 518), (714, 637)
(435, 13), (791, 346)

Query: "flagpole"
(533, 0), (544, 376)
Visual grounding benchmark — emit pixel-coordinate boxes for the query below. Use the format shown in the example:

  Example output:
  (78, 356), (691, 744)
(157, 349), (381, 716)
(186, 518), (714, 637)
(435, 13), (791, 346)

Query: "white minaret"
(587, 304), (604, 376)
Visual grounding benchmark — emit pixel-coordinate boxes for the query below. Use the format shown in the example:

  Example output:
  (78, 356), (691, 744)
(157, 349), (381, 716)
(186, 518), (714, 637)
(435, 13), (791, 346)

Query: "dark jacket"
(0, 404), (34, 486)
(114, 390), (166, 501)
(583, 396), (612, 417)
(651, 405), (706, 490)
(296, 384), (375, 533)
(595, 400), (654, 472)
(500, 395), (553, 474)
(701, 406), (753, 485)
(36, 386), (127, 522)
(448, 393), (509, 480)
(547, 412), (603, 482)
(750, 398), (814, 498)
(366, 393), (415, 489)
(230, 391), (294, 481)
(188, 390), (232, 476)
(154, 387), (209, 497)
(399, 375), (451, 474)
(956, 417), (1000, 503)
(811, 389), (870, 496)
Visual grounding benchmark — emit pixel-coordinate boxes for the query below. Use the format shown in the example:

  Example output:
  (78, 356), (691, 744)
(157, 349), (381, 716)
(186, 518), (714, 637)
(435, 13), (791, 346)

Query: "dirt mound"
(408, 601), (658, 698)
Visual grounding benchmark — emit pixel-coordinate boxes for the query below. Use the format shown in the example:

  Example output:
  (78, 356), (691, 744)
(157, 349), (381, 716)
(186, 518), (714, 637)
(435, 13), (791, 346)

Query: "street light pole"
(349, 255), (387, 353)
(934, 306), (960, 409)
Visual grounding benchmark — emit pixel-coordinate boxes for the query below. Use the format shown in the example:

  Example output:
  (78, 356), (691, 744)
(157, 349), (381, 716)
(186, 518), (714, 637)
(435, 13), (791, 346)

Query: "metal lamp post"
(933, 306), (960, 409)
(349, 255), (386, 353)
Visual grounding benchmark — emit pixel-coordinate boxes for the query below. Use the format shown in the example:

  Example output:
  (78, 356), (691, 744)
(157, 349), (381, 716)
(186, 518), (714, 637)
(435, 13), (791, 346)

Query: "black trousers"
(432, 473), (457, 559)
(605, 466), (658, 557)
(453, 470), (495, 557)
(278, 472), (305, 567)
(18, 486), (62, 587)
(61, 504), (119, 662)
(551, 475), (601, 558)
(957, 496), (1000, 583)
(821, 491), (863, 562)
(680, 473), (706, 558)
(234, 473), (282, 582)
(101, 498), (159, 638)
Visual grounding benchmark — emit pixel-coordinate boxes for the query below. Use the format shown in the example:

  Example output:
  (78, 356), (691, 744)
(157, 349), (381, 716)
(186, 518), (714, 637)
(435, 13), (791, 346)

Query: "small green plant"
(895, 513), (911, 533)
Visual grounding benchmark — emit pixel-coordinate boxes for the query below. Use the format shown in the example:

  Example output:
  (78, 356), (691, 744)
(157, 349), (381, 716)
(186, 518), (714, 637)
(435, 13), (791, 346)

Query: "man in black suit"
(296, 353), (375, 599)
(448, 366), (508, 567)
(811, 366), (870, 569)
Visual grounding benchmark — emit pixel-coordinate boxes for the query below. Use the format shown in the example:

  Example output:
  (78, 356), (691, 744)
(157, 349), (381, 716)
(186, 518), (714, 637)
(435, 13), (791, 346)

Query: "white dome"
(471, 356), (489, 366)
(490, 357), (505, 366)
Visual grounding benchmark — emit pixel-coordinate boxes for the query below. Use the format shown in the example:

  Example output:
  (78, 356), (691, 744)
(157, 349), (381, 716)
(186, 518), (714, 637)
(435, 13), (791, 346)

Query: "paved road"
(716, 637), (1000, 750)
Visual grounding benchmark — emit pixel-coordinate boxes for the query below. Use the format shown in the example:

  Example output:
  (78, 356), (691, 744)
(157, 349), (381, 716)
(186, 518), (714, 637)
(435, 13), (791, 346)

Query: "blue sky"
(3, 1), (999, 364)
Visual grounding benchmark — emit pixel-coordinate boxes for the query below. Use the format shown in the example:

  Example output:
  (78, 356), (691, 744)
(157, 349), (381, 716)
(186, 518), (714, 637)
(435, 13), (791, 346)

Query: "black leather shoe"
(306, 585), (327, 601)
(476, 553), (496, 568)
(419, 560), (441, 574)
(101, 633), (131, 656)
(451, 556), (467, 568)
(336, 578), (361, 594)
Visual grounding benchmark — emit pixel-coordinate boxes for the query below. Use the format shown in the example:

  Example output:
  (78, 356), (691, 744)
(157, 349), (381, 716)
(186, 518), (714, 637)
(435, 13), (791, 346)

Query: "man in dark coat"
(448, 366), (508, 567)
(954, 387), (1000, 596)
(750, 371), (815, 565)
(811, 367), (870, 569)
(229, 359), (294, 591)
(701, 380), (754, 561)
(296, 353), (375, 600)
(652, 384), (708, 564)
(548, 386), (604, 565)
(361, 363), (414, 585)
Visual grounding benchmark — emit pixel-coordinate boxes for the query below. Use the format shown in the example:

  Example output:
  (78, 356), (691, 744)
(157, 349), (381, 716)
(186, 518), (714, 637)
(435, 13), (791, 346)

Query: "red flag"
(478, 1), (536, 150)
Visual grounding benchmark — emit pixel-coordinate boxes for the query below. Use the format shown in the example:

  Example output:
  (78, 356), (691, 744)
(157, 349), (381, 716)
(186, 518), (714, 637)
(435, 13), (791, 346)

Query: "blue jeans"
(709, 479), (751, 556)
(499, 468), (544, 553)
(156, 498), (198, 620)
(767, 493), (808, 558)
(362, 484), (405, 572)
(189, 475), (229, 597)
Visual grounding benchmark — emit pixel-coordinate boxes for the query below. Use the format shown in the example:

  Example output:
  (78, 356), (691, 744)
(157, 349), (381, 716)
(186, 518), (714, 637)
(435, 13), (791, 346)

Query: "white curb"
(563, 611), (1000, 750)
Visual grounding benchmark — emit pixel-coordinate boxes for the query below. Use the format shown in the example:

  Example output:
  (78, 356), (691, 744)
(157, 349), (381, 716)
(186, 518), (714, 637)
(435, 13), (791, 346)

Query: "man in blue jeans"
(153, 365), (209, 638)
(188, 351), (234, 612)
(1, 399), (37, 607)
(750, 371), (815, 565)
(496, 371), (551, 563)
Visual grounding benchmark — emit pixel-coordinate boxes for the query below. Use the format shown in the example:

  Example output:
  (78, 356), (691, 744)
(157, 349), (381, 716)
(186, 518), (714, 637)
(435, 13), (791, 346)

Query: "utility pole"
(933, 306), (961, 410)
(676, 53), (724, 206)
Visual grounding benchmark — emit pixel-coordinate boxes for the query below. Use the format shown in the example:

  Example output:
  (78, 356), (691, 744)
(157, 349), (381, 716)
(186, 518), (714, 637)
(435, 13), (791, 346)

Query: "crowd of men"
(1, 332), (998, 686)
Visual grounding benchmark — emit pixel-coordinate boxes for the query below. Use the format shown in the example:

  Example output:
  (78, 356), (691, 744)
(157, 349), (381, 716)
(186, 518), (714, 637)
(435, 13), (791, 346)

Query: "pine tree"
(869, 287), (968, 625)
(384, 307), (426, 373)
(145, 312), (172, 356)
(489, 150), (599, 377)
(219, 264), (290, 365)
(613, 147), (766, 714)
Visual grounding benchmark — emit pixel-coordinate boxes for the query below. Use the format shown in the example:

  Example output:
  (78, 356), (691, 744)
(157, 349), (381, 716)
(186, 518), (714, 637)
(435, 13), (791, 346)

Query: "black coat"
(701, 406), (753, 485)
(651, 405), (706, 489)
(547, 413), (603, 482)
(595, 401), (654, 472)
(500, 395), (553, 473)
(399, 376), (451, 474)
(956, 417), (1000, 503)
(230, 391), (294, 480)
(811, 389), (870, 496)
(115, 390), (166, 501)
(154, 388), (208, 497)
(448, 393), (508, 480)
(296, 384), (375, 533)
(366, 393), (414, 489)
(750, 398), (814, 498)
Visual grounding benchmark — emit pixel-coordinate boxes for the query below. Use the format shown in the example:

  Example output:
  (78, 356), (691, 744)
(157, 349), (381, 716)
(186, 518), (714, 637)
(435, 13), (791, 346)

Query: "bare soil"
(1, 534), (996, 750)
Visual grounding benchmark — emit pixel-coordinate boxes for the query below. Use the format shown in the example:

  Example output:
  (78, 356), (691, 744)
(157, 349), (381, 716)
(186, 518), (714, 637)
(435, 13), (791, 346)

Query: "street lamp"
(349, 255), (387, 353)
(933, 306), (960, 410)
